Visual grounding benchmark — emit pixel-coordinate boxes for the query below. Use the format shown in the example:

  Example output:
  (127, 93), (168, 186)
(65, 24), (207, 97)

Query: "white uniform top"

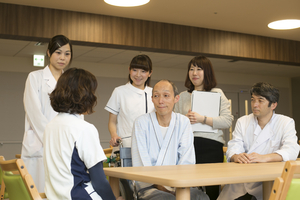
(21, 66), (58, 192)
(218, 112), (300, 200)
(44, 113), (106, 200)
(105, 82), (155, 147)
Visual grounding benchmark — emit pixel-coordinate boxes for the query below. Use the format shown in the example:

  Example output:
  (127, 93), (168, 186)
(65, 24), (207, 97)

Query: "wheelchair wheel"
(119, 179), (134, 200)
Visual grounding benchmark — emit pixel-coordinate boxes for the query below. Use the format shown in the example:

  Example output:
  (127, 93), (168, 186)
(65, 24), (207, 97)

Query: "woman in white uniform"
(105, 55), (155, 147)
(44, 68), (122, 200)
(21, 35), (73, 192)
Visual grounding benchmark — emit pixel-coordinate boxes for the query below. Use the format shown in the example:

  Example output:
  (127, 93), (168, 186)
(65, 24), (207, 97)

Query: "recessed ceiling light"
(104, 0), (150, 7)
(268, 19), (300, 30)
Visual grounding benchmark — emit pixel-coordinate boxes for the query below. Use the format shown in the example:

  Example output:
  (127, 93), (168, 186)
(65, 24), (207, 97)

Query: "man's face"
(251, 94), (277, 119)
(152, 81), (179, 117)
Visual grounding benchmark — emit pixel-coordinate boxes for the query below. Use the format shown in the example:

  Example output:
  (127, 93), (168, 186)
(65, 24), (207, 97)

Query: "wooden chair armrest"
(269, 177), (284, 200)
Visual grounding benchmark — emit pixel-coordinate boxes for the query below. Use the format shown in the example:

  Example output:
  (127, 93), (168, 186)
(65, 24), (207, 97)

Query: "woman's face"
(48, 44), (71, 71)
(129, 68), (152, 89)
(189, 64), (204, 90)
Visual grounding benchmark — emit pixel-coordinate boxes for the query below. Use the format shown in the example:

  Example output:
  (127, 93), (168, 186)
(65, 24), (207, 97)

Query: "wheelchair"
(106, 140), (136, 200)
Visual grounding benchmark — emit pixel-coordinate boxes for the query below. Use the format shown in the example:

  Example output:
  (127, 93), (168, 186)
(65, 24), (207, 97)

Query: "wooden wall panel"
(0, 2), (300, 65)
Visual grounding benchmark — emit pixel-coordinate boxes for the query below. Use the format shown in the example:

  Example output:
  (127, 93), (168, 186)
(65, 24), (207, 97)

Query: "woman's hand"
(109, 136), (122, 147)
(186, 109), (204, 124)
(117, 196), (125, 200)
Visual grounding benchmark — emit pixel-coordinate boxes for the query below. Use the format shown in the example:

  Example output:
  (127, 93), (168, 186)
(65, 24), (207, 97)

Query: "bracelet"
(203, 116), (207, 124)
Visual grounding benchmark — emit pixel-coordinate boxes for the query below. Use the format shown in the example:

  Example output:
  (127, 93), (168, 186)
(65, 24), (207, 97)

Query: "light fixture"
(268, 19), (300, 30)
(104, 0), (150, 7)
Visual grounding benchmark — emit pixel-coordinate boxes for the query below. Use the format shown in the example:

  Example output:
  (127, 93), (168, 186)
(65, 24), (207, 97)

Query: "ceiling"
(2, 38), (300, 77)
(0, 0), (299, 41)
(0, 0), (300, 77)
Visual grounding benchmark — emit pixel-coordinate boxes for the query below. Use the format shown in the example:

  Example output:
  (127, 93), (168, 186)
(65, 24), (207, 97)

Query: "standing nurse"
(105, 55), (155, 147)
(21, 35), (73, 192)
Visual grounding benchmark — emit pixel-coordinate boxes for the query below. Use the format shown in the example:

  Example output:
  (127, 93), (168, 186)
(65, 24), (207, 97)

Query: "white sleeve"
(177, 118), (196, 165)
(226, 118), (246, 162)
(23, 72), (50, 142)
(131, 118), (152, 167)
(274, 119), (300, 161)
(77, 125), (106, 169)
(104, 88), (120, 115)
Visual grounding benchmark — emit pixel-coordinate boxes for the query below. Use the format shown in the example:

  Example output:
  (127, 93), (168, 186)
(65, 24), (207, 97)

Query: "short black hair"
(50, 68), (97, 114)
(128, 54), (152, 86)
(250, 82), (279, 107)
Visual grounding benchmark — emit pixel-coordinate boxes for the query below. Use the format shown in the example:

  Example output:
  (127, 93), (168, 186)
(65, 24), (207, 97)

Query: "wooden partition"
(0, 2), (300, 65)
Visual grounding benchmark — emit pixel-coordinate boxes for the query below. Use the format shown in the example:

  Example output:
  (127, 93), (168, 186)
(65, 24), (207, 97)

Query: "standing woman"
(174, 55), (233, 200)
(21, 35), (73, 192)
(105, 54), (155, 147)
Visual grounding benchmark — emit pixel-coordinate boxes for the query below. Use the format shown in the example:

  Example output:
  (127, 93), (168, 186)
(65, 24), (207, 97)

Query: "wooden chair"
(269, 160), (300, 200)
(104, 146), (113, 158)
(0, 156), (46, 200)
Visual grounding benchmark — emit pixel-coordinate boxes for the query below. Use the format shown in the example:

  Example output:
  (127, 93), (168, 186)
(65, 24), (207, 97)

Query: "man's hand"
(231, 153), (251, 163)
(231, 152), (283, 163)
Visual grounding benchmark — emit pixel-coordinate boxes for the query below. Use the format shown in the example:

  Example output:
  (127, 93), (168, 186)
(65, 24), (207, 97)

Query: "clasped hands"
(232, 152), (268, 164)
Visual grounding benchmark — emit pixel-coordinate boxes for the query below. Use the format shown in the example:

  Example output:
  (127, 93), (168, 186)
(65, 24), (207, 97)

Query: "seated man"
(218, 82), (300, 200)
(131, 80), (209, 200)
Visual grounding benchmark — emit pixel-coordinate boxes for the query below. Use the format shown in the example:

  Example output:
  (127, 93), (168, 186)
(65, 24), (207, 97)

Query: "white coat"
(21, 66), (58, 192)
(218, 112), (300, 200)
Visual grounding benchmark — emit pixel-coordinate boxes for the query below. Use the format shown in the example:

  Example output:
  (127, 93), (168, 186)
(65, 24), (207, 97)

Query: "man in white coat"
(131, 80), (209, 200)
(218, 82), (300, 200)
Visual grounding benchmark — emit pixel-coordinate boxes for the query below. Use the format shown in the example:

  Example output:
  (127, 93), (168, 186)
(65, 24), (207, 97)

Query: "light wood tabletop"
(104, 161), (287, 200)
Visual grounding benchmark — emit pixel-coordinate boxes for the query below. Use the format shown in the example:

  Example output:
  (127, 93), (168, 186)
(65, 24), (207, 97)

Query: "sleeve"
(77, 125), (106, 169)
(131, 118), (153, 167)
(212, 89), (233, 129)
(177, 117), (196, 165)
(89, 162), (116, 200)
(274, 119), (300, 161)
(226, 118), (246, 162)
(23, 72), (50, 142)
(104, 88), (120, 115)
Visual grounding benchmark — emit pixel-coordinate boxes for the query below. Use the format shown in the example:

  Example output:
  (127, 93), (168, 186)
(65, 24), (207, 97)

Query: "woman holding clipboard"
(174, 55), (233, 200)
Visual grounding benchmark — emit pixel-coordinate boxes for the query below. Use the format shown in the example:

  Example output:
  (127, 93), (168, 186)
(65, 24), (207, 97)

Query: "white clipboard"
(191, 91), (221, 133)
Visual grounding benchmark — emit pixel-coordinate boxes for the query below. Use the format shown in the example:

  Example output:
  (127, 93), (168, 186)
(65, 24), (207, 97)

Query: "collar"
(126, 82), (148, 94)
(43, 65), (57, 90)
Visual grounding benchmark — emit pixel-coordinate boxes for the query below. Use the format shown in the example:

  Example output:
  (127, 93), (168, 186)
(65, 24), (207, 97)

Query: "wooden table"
(104, 161), (287, 200)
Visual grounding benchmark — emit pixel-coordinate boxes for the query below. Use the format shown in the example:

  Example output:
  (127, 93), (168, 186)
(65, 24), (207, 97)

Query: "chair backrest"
(269, 160), (300, 200)
(0, 156), (45, 200)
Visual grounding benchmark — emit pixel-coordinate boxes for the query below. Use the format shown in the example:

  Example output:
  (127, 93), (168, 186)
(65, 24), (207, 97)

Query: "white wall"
(0, 55), (292, 159)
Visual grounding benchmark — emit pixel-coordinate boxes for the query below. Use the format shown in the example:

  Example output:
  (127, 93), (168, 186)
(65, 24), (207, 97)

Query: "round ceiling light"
(268, 19), (300, 30)
(104, 0), (150, 7)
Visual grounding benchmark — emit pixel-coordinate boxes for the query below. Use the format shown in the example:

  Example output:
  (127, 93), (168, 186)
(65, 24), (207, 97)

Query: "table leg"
(176, 187), (190, 200)
(263, 181), (274, 200)
(109, 177), (120, 198)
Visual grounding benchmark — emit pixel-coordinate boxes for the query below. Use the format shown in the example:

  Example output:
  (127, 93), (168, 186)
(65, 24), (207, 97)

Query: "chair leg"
(0, 179), (5, 200)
